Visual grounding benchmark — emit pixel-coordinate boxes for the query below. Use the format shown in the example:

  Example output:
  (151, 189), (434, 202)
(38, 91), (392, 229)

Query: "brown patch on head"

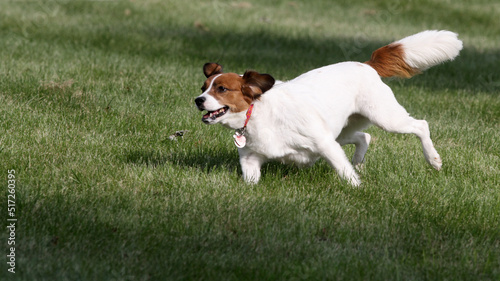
(365, 43), (420, 78)
(201, 63), (275, 113)
(202, 73), (251, 113)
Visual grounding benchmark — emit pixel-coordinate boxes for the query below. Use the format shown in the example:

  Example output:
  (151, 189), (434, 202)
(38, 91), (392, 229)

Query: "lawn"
(0, 0), (499, 280)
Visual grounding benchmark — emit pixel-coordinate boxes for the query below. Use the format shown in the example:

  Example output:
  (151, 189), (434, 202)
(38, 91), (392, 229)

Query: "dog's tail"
(365, 30), (463, 78)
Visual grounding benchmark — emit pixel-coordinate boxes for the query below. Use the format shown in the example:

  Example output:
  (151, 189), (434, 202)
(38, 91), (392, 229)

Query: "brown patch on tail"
(365, 43), (419, 78)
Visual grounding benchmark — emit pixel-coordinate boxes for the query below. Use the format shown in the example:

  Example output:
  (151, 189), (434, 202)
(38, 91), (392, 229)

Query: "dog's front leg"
(238, 148), (265, 184)
(319, 141), (361, 186)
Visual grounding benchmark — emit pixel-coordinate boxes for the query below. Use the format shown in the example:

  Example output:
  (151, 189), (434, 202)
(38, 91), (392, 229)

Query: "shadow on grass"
(123, 145), (337, 184)
(19, 13), (500, 95)
(123, 147), (240, 175)
(21, 175), (500, 280)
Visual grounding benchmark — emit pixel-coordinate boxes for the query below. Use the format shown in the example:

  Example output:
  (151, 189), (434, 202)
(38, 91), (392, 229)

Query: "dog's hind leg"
(337, 114), (372, 167)
(338, 132), (371, 167)
(361, 87), (442, 170)
(383, 118), (442, 170)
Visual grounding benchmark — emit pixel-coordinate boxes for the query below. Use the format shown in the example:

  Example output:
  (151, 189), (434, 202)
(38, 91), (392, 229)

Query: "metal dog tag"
(233, 131), (246, 148)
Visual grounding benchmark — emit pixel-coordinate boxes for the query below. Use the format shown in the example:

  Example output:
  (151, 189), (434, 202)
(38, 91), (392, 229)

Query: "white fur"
(198, 74), (225, 112)
(210, 30), (461, 186)
(396, 30), (463, 70)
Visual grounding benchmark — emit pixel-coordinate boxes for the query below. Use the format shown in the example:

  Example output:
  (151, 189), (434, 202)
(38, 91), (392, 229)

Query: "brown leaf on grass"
(231, 2), (252, 9)
(41, 79), (74, 92)
(194, 20), (209, 32)
(363, 9), (377, 16)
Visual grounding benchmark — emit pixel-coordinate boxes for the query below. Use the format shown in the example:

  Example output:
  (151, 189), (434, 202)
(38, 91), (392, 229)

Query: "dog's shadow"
(124, 146), (247, 176)
(123, 146), (315, 181)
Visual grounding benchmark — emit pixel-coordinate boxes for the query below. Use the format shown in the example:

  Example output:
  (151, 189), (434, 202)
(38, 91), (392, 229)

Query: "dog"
(195, 30), (462, 186)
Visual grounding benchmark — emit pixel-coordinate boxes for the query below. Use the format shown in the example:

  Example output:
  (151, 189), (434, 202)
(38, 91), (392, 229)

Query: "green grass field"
(1, 0), (499, 280)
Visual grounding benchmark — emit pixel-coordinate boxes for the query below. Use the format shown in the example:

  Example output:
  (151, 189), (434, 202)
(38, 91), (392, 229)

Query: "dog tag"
(233, 132), (246, 148)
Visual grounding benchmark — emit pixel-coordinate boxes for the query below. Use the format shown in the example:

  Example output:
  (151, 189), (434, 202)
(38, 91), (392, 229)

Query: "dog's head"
(195, 63), (275, 124)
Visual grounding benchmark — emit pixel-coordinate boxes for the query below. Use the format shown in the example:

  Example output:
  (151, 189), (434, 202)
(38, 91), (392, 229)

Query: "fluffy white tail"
(366, 30), (463, 78)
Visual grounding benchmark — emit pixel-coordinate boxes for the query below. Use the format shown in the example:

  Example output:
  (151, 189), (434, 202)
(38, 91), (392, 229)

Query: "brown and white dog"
(195, 30), (462, 186)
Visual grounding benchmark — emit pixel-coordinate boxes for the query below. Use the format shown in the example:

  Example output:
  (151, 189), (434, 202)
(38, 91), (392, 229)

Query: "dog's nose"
(195, 97), (206, 109)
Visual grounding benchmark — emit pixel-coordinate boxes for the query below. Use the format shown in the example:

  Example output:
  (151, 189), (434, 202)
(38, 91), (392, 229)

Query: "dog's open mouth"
(202, 106), (229, 123)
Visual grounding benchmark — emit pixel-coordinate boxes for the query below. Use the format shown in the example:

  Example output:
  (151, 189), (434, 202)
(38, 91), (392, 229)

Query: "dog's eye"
(201, 86), (207, 92)
(217, 86), (227, 92)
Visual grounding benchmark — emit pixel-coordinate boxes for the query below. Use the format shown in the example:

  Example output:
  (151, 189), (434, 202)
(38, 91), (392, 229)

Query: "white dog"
(195, 30), (463, 186)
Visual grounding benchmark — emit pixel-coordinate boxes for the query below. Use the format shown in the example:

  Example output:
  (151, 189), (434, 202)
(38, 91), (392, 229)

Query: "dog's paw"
(243, 176), (260, 184)
(428, 155), (442, 171)
(348, 175), (361, 187)
(354, 162), (365, 172)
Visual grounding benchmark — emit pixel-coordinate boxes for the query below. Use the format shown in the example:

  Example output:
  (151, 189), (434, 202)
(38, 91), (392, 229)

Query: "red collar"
(237, 104), (254, 135)
(243, 104), (254, 129)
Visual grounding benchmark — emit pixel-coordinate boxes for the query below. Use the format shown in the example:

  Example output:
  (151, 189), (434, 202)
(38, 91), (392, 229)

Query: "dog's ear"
(242, 70), (275, 100)
(203, 63), (223, 78)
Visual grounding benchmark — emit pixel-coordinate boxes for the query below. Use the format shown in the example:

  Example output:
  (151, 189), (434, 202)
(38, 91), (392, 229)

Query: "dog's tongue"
(202, 112), (213, 123)
(203, 110), (216, 119)
(202, 110), (219, 123)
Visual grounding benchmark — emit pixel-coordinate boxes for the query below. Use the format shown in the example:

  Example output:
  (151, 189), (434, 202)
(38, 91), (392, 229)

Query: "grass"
(0, 0), (499, 280)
